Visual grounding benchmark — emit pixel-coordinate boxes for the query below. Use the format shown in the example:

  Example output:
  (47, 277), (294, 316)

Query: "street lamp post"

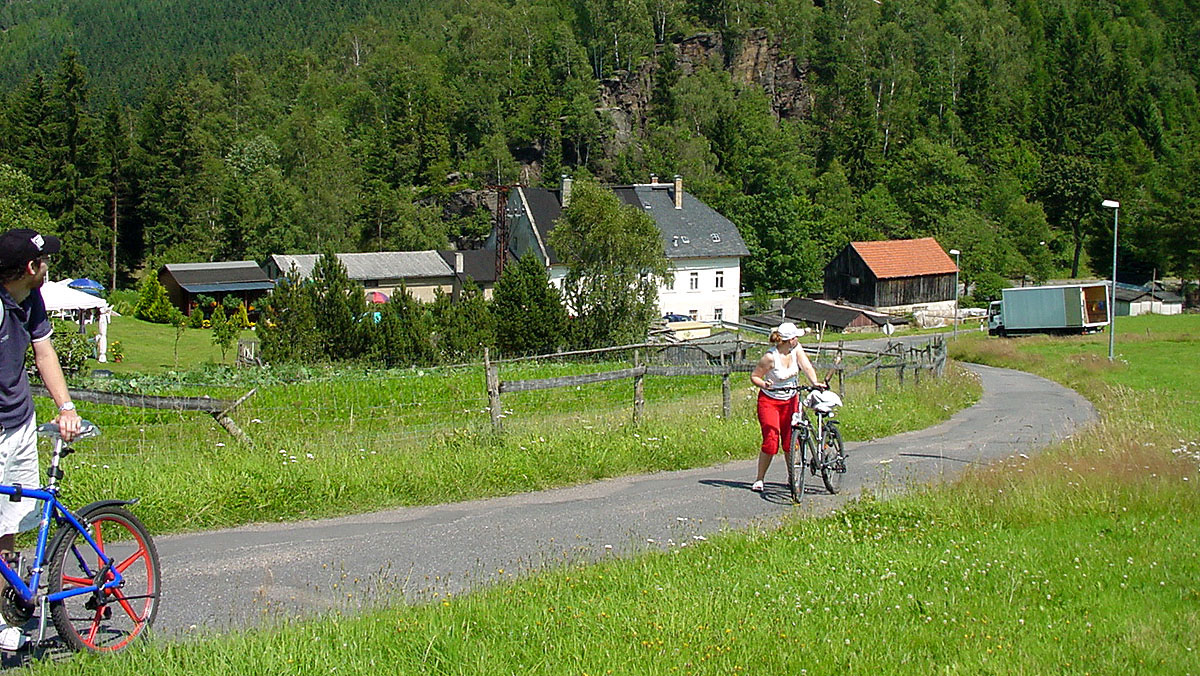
(1102, 200), (1120, 361)
(949, 249), (961, 339)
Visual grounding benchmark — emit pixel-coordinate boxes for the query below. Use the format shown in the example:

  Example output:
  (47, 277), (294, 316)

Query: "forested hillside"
(1, 0), (1196, 297)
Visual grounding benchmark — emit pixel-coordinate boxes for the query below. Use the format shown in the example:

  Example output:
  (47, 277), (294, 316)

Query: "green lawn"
(29, 315), (1198, 674)
(91, 315), (256, 374)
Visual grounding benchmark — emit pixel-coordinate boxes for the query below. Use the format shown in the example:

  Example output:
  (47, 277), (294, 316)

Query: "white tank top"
(761, 347), (800, 400)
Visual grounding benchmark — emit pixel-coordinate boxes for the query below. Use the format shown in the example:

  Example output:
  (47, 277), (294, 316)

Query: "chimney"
(673, 174), (683, 209)
(454, 252), (464, 274)
(561, 174), (573, 208)
(650, 173), (658, 185)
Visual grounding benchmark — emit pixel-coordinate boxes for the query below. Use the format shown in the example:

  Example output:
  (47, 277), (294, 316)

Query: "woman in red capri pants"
(748, 322), (823, 492)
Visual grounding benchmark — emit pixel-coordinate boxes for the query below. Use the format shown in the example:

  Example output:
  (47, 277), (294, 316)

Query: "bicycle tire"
(799, 431), (818, 500)
(820, 425), (846, 494)
(784, 429), (801, 503)
(47, 506), (160, 653)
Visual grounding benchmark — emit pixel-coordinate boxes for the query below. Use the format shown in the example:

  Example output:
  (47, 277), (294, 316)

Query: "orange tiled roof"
(850, 238), (958, 279)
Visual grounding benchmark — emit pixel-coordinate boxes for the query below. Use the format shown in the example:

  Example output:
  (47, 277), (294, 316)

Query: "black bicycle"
(782, 385), (846, 502)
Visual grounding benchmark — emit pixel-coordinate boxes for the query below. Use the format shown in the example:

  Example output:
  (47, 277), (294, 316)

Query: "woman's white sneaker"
(751, 480), (764, 492)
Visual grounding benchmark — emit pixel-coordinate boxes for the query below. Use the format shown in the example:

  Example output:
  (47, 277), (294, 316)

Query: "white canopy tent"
(42, 280), (116, 362)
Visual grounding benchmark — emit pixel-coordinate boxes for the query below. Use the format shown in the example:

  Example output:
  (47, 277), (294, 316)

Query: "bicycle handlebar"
(37, 420), (100, 441)
(764, 384), (828, 394)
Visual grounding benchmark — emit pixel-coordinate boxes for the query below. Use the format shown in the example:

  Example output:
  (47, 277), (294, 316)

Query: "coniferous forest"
(1, 0), (1197, 297)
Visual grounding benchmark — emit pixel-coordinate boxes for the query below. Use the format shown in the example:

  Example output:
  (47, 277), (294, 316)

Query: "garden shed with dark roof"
(158, 261), (274, 314)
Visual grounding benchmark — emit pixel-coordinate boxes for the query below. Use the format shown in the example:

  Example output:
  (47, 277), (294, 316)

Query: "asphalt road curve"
(152, 362), (1093, 637)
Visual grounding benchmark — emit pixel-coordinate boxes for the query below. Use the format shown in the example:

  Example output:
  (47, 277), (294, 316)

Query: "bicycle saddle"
(36, 420), (100, 440)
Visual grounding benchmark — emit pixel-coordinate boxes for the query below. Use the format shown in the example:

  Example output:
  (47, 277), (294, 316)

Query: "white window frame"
(689, 272), (699, 290)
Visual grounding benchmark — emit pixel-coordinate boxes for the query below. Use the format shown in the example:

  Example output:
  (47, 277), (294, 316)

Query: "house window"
(689, 309), (699, 320)
(714, 307), (724, 321)
(714, 270), (724, 289)
(689, 272), (699, 290)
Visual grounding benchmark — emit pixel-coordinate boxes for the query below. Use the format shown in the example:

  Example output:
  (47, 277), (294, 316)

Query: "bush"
(106, 289), (138, 315)
(187, 306), (206, 328)
(972, 272), (1008, 303)
(133, 274), (178, 324)
(26, 320), (93, 378)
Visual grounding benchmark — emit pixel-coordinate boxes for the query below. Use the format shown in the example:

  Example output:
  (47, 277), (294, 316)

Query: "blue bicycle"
(0, 421), (160, 653)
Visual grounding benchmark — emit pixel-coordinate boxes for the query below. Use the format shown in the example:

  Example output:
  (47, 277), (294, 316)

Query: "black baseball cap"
(0, 228), (61, 268)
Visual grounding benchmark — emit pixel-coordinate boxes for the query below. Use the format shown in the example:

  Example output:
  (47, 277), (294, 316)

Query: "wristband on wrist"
(58, 401), (76, 412)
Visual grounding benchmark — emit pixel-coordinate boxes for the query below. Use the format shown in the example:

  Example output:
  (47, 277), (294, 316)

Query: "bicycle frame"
(0, 484), (124, 605)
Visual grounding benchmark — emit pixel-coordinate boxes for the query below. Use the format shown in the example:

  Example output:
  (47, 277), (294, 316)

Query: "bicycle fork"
(793, 420), (813, 473)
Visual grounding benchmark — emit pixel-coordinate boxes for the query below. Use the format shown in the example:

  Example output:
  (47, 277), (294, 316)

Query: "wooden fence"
(483, 338), (948, 432)
(32, 384), (258, 443)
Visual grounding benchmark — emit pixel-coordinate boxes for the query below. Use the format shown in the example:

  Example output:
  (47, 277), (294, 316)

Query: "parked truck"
(988, 283), (1110, 337)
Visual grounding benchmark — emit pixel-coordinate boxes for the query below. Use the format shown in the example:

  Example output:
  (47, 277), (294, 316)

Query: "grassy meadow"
(38, 341), (978, 535)
(29, 315), (1199, 675)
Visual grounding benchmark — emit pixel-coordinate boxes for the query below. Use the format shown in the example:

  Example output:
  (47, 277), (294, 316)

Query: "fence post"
(633, 349), (645, 424)
(721, 352), (732, 419)
(875, 359), (882, 392)
(485, 347), (502, 432)
(836, 340), (845, 395)
(899, 362), (906, 387)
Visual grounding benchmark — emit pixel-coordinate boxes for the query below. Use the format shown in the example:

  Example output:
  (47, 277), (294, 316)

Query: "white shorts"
(0, 417), (41, 536)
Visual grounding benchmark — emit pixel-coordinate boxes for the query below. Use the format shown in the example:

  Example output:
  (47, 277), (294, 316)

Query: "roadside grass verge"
(28, 317), (1199, 674)
(40, 357), (978, 535)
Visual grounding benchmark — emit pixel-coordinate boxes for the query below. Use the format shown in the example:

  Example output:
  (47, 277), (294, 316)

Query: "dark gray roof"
(179, 281), (275, 294)
(783, 297), (866, 330)
(269, 252), (452, 281)
(522, 188), (564, 265)
(1114, 286), (1146, 302)
(162, 261), (270, 286)
(621, 185), (750, 260)
(519, 185), (749, 263)
(437, 249), (509, 285)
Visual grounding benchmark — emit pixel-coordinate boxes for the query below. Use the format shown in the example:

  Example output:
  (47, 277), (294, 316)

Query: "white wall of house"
(659, 257), (742, 323)
(547, 258), (742, 324)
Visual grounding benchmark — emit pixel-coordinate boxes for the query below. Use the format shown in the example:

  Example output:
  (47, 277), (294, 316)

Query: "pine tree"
(430, 280), (495, 363)
(45, 51), (105, 279)
(309, 251), (368, 360)
(258, 267), (320, 364)
(491, 252), (567, 357)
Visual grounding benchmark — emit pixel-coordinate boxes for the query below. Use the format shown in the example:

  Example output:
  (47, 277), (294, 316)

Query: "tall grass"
(28, 317), (1198, 675)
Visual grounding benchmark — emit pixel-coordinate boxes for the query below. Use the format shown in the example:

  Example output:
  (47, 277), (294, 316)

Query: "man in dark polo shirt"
(0, 228), (81, 650)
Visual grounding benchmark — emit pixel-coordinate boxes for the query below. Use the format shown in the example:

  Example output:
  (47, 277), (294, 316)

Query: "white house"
(493, 175), (750, 323)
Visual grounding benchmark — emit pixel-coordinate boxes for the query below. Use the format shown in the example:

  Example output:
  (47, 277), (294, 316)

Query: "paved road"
(128, 362), (1092, 637)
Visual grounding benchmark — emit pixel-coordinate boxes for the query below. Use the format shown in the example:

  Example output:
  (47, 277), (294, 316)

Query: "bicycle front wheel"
(784, 429), (801, 503)
(820, 426), (847, 494)
(47, 506), (160, 653)
(798, 432), (818, 500)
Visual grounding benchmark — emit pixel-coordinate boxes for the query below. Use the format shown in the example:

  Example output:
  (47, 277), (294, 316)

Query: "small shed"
(824, 238), (958, 313)
(1114, 282), (1184, 316)
(159, 261), (274, 315)
(782, 297), (908, 333)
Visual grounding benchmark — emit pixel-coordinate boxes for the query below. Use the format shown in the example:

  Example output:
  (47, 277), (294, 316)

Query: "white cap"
(777, 322), (800, 340)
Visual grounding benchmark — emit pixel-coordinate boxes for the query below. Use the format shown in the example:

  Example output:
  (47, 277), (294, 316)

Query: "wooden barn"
(824, 238), (958, 312)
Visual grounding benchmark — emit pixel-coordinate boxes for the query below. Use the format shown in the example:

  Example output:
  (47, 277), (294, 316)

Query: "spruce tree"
(258, 267), (320, 364)
(491, 252), (567, 357)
